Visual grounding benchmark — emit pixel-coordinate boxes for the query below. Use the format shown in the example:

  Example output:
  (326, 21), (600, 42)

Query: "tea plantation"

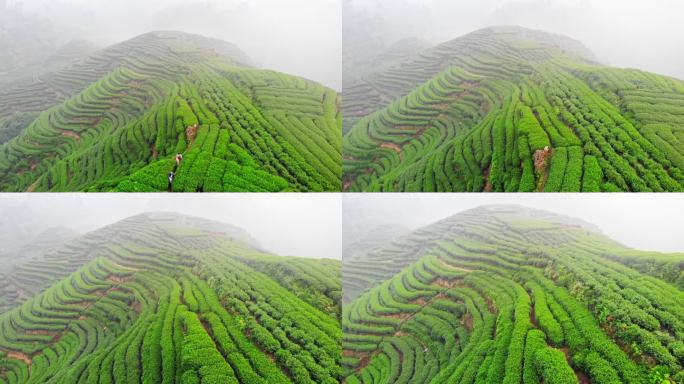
(343, 26), (684, 192)
(0, 213), (342, 383)
(0, 31), (341, 192)
(342, 205), (684, 383)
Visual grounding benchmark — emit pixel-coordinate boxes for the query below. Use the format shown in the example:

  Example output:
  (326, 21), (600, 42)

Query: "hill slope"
(343, 26), (684, 192)
(342, 205), (684, 383)
(0, 31), (341, 192)
(0, 212), (341, 384)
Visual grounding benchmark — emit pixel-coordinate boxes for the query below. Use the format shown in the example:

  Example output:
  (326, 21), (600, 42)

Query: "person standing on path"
(168, 171), (176, 191)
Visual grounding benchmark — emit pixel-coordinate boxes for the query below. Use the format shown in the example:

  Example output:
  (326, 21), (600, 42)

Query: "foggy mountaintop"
(0, 194), (342, 259)
(1, 0), (341, 89)
(343, 194), (684, 254)
(344, 0), (684, 82)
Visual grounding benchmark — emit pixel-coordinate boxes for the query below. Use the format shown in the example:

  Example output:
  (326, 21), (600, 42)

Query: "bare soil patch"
(483, 166), (493, 192)
(7, 351), (32, 366)
(380, 142), (402, 154)
(438, 259), (474, 273)
(59, 130), (81, 140)
(185, 124), (199, 147)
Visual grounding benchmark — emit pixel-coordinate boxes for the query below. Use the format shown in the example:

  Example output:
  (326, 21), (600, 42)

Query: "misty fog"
(3, 0), (341, 89)
(344, 194), (684, 254)
(346, 0), (684, 81)
(0, 194), (341, 259)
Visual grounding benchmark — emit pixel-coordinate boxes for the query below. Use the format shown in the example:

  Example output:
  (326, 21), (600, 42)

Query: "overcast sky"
(0, 194), (341, 259)
(2, 193), (682, 258)
(347, 0), (684, 81)
(344, 194), (684, 254)
(7, 0), (341, 89)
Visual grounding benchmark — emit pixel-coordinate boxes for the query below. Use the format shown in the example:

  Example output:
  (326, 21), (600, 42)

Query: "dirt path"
(60, 130), (81, 140)
(185, 125), (198, 149)
(380, 142), (403, 156)
(6, 350), (32, 366)
(438, 259), (474, 273)
(107, 275), (132, 284)
(559, 347), (590, 383)
(533, 146), (552, 192)
(26, 178), (40, 192)
(25, 330), (53, 336)
(483, 166), (493, 192)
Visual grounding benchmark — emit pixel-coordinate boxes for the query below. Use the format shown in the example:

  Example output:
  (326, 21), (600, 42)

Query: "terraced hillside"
(0, 31), (341, 192)
(342, 205), (684, 383)
(343, 26), (684, 192)
(0, 212), (342, 384)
